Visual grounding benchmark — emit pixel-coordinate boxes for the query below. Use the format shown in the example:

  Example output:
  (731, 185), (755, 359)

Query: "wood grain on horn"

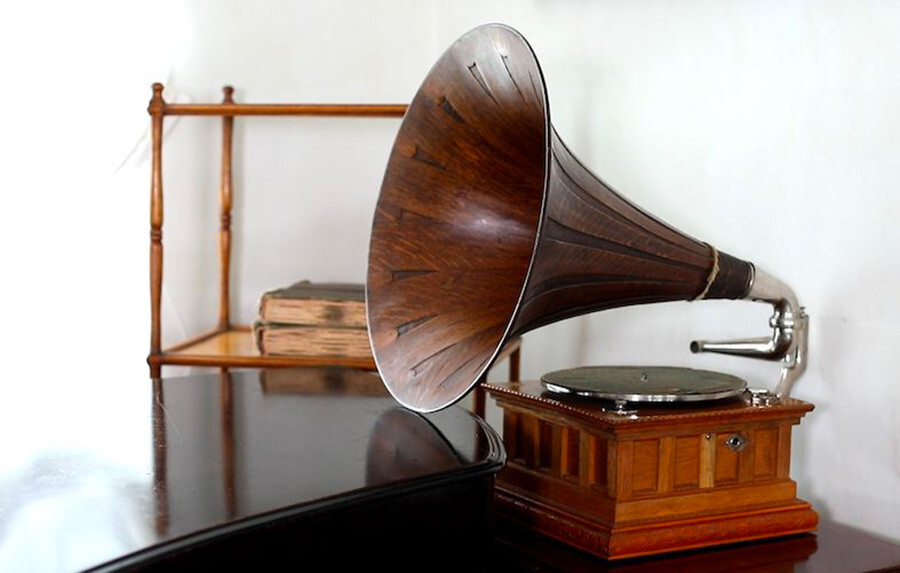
(510, 128), (752, 334)
(366, 24), (752, 412)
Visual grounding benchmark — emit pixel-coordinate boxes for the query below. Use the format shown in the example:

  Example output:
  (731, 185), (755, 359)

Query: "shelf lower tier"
(150, 326), (521, 377)
(150, 325), (377, 370)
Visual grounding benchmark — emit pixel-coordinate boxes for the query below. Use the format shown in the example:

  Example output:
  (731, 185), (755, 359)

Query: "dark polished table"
(0, 368), (504, 571)
(2, 368), (899, 572)
(494, 519), (900, 572)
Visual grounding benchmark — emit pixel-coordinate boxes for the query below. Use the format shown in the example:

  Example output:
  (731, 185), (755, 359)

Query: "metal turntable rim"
(540, 366), (747, 403)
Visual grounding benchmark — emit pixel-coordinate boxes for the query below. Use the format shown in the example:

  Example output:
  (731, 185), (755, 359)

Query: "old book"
(258, 281), (366, 328)
(254, 323), (372, 358)
(259, 367), (388, 396)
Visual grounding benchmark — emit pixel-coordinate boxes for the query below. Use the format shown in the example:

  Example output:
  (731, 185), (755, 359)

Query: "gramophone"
(366, 24), (816, 559)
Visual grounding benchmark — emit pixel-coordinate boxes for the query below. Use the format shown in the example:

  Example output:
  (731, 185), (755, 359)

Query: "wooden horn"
(366, 24), (753, 412)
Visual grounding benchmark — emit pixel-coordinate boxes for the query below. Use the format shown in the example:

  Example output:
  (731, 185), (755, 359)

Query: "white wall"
(3, 0), (898, 544)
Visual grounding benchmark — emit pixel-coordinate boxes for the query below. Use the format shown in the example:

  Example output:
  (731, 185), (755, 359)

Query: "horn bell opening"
(366, 24), (549, 412)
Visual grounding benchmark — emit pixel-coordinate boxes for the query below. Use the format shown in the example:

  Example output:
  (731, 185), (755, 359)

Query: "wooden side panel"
(699, 434), (715, 488)
(607, 438), (618, 496)
(616, 441), (635, 498)
(580, 432), (611, 489)
(504, 411), (520, 462)
(579, 432), (595, 487)
(675, 436), (701, 490)
(538, 420), (554, 471)
(549, 426), (563, 479)
(519, 415), (538, 468)
(658, 437), (675, 493)
(715, 434), (739, 485)
(553, 426), (580, 481)
(755, 427), (778, 479)
(739, 433), (755, 483)
(632, 440), (660, 494)
(564, 428), (580, 480)
(593, 436), (609, 490)
(777, 422), (793, 478)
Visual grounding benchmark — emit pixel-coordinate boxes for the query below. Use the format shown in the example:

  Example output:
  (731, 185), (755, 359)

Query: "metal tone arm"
(690, 265), (808, 398)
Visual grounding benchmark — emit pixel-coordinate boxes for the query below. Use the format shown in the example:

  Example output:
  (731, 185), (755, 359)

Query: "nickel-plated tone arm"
(691, 265), (808, 398)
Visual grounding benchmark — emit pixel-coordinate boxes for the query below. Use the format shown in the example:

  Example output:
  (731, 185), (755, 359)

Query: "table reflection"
(366, 407), (463, 485)
(1, 368), (502, 572)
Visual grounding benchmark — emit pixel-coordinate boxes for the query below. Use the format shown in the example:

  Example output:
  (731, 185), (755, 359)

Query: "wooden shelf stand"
(146, 83), (521, 382)
(146, 83), (406, 377)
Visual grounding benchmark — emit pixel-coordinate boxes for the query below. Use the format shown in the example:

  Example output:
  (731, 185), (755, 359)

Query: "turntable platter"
(541, 366), (747, 403)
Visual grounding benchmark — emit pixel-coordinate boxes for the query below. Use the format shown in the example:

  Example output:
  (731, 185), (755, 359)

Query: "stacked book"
(253, 281), (373, 362)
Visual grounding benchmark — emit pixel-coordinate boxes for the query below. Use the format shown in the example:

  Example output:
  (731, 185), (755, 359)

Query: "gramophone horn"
(367, 24), (807, 413)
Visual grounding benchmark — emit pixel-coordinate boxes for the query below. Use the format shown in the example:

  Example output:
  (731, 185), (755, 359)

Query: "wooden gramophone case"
(364, 23), (817, 559)
(485, 381), (817, 559)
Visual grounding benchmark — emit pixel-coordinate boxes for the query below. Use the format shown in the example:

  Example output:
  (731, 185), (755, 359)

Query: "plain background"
(1, 0), (898, 549)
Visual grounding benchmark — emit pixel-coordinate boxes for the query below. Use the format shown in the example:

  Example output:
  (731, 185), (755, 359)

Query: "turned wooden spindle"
(218, 86), (235, 330)
(148, 83), (166, 378)
(509, 347), (521, 381)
